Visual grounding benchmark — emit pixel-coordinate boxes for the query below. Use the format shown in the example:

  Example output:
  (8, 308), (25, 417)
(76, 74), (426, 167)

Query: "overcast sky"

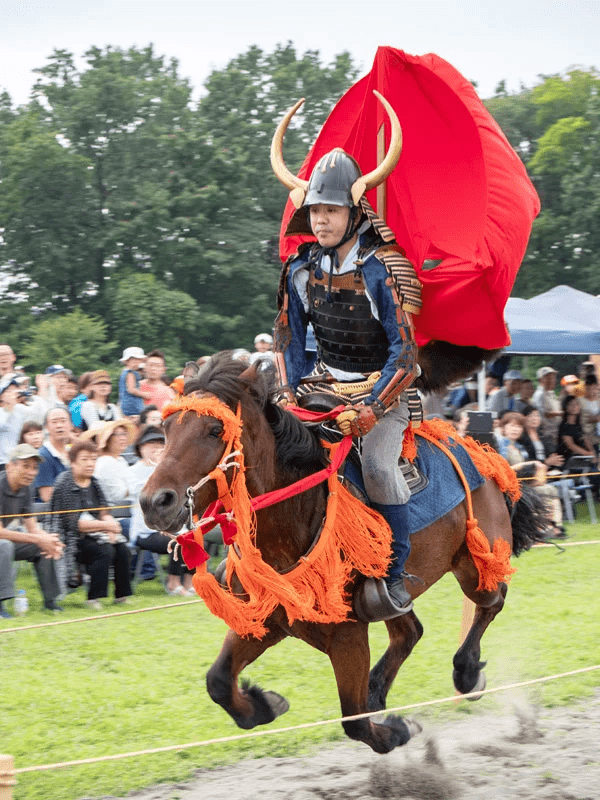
(1, 0), (598, 106)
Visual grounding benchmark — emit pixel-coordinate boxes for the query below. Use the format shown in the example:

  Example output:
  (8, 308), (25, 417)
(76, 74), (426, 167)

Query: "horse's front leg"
(325, 621), (421, 754)
(206, 626), (289, 729)
(368, 611), (424, 712)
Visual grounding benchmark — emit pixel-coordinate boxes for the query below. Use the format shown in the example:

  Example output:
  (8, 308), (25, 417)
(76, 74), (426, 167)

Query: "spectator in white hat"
(249, 333), (274, 366)
(118, 347), (150, 419)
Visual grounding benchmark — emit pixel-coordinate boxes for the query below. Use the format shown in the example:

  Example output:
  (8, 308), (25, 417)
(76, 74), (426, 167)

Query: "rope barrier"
(518, 470), (600, 482)
(0, 598), (203, 634)
(0, 504), (133, 520)
(12, 664), (600, 775)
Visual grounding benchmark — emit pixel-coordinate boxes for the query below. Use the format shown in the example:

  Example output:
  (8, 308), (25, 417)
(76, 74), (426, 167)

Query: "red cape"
(279, 47), (540, 349)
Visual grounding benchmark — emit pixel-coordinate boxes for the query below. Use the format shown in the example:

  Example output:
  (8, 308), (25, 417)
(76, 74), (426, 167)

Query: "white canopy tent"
(475, 285), (600, 407)
(503, 285), (600, 355)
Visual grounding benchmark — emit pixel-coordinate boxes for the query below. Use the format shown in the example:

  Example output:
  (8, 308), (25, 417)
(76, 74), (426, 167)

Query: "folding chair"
(561, 456), (598, 524)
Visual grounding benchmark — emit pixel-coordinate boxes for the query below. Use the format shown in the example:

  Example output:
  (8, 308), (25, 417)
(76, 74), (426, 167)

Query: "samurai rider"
(271, 92), (423, 615)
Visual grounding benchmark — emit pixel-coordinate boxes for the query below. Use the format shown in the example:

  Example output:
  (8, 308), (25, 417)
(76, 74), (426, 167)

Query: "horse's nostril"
(154, 489), (178, 510)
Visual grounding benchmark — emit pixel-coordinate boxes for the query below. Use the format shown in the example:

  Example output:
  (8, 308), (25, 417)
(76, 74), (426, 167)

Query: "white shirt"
(127, 460), (155, 545)
(94, 454), (130, 505)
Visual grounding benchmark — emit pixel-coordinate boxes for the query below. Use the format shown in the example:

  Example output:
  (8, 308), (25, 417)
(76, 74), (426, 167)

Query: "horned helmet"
(270, 91), (402, 237)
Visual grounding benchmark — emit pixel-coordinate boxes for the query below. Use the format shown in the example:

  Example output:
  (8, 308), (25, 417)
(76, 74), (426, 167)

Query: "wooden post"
(0, 754), (16, 800)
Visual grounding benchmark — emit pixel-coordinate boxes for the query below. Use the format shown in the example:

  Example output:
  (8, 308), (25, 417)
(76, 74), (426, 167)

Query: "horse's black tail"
(508, 483), (551, 556)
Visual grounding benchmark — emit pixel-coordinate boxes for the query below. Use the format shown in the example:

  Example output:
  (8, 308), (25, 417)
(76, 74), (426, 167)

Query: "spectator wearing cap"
(138, 349), (174, 410)
(249, 333), (274, 366)
(532, 367), (562, 453)
(0, 444), (63, 617)
(118, 347), (150, 419)
(127, 425), (194, 595)
(39, 365), (72, 408)
(33, 407), (72, 503)
(79, 370), (122, 431)
(0, 374), (46, 469)
(486, 370), (524, 416)
(560, 374), (585, 398)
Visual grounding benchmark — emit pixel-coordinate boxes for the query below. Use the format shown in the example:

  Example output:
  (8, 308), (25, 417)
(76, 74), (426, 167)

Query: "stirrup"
(353, 577), (414, 623)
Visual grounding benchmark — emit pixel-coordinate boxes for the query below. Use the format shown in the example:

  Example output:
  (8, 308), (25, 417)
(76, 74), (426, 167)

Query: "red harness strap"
(174, 404), (352, 568)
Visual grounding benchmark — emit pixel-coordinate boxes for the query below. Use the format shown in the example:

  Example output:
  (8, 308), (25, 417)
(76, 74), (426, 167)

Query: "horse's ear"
(238, 363), (259, 385)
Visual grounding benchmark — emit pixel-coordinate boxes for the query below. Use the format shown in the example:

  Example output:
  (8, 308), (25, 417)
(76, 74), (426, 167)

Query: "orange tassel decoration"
(193, 453), (392, 639)
(411, 417), (519, 591)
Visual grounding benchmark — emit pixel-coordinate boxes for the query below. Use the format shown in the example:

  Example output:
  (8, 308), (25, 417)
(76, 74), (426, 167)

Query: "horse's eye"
(208, 424), (223, 439)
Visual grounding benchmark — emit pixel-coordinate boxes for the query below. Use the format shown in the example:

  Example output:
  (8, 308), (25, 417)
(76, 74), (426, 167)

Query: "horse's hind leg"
(368, 611), (423, 712)
(452, 550), (507, 698)
(206, 626), (289, 729)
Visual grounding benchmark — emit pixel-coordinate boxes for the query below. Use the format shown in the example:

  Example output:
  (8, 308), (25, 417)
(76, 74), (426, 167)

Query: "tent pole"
(477, 362), (486, 410)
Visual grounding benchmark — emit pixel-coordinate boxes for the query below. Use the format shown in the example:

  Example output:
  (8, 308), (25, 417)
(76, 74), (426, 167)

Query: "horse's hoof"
(263, 690), (290, 719)
(404, 717), (423, 737)
(465, 671), (486, 701)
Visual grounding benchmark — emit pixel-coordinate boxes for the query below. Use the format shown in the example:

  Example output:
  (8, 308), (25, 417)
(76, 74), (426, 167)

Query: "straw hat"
(81, 419), (137, 450)
(89, 369), (112, 385)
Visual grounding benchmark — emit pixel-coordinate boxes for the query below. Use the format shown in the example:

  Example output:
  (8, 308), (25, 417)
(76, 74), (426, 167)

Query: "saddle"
(297, 392), (429, 501)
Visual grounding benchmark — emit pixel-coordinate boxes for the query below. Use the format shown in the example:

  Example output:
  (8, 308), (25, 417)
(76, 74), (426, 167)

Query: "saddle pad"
(344, 434), (485, 535)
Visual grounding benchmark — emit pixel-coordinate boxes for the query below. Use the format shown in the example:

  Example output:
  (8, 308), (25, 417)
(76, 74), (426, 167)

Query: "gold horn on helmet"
(351, 90), (403, 205)
(270, 98), (310, 209)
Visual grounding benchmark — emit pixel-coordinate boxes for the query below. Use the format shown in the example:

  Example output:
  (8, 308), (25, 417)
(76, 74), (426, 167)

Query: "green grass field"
(2, 509), (599, 800)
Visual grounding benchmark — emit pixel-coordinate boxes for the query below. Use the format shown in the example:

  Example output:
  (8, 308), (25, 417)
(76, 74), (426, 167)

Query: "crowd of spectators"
(0, 336), (274, 618)
(1, 334), (597, 615)
(433, 359), (600, 536)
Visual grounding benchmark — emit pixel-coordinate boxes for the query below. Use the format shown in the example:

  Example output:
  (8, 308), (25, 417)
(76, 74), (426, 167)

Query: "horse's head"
(139, 353), (273, 533)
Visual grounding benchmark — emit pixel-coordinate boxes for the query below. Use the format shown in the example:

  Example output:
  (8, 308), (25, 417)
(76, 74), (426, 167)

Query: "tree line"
(0, 44), (597, 374)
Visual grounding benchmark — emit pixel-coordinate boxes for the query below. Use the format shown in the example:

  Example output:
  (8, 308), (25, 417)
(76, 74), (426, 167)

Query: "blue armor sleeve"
(361, 258), (418, 407)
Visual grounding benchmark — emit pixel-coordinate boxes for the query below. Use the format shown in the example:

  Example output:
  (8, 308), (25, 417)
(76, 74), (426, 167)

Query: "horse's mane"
(184, 352), (325, 477)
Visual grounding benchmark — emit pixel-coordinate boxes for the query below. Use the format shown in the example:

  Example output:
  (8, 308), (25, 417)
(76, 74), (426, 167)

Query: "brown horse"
(140, 352), (547, 755)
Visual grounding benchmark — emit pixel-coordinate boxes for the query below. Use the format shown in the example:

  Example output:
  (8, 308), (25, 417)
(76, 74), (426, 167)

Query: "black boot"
(386, 572), (413, 610)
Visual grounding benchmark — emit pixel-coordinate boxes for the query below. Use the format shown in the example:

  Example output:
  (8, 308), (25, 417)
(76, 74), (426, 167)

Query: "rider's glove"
(336, 404), (379, 437)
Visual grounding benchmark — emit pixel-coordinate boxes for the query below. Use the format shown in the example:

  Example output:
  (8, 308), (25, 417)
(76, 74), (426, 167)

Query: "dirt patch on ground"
(106, 690), (600, 800)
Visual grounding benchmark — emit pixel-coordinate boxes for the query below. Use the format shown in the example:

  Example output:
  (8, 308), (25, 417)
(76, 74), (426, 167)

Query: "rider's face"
(309, 204), (351, 249)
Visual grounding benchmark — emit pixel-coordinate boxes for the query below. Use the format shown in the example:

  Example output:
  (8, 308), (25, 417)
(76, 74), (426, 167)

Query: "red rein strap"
(201, 404), (351, 523)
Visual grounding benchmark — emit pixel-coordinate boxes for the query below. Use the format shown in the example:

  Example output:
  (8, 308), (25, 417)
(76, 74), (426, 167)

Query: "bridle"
(161, 393), (245, 532)
(160, 392), (353, 565)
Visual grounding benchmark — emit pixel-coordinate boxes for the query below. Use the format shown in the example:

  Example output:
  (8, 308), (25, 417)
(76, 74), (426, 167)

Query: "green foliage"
(18, 308), (115, 374)
(485, 67), (600, 299)
(109, 273), (200, 365)
(528, 116), (590, 176)
(0, 43), (358, 358)
(0, 109), (93, 305)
